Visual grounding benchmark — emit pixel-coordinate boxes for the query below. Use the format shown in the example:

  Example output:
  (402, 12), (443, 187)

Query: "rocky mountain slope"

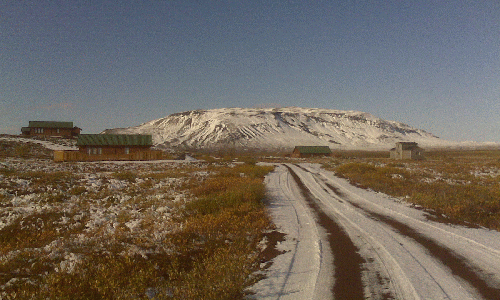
(102, 107), (456, 151)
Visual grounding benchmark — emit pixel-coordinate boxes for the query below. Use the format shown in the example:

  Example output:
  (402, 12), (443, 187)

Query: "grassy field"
(324, 149), (500, 230)
(197, 148), (500, 232)
(0, 139), (274, 299)
(193, 148), (500, 232)
(2, 136), (499, 299)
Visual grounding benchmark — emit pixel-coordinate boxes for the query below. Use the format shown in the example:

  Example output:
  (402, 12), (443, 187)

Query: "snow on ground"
(0, 137), (211, 296)
(3, 136), (500, 298)
(249, 163), (500, 300)
(248, 164), (333, 300)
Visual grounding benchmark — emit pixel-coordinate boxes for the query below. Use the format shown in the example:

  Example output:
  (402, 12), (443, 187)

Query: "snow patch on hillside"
(102, 107), (494, 151)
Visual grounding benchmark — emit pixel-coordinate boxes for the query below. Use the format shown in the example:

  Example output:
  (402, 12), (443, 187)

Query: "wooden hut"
(77, 134), (153, 155)
(291, 146), (332, 158)
(389, 142), (424, 160)
(21, 121), (81, 138)
(54, 134), (163, 162)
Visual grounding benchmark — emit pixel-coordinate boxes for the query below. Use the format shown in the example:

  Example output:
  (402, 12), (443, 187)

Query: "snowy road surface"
(248, 164), (500, 300)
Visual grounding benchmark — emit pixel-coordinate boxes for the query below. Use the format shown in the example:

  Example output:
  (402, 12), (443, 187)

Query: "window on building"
(125, 147), (130, 154)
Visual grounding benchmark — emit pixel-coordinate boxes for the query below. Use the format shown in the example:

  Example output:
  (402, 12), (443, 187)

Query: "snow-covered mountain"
(102, 107), (460, 151)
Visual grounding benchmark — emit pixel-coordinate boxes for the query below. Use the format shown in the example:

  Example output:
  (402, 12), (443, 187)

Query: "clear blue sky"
(1, 1), (499, 142)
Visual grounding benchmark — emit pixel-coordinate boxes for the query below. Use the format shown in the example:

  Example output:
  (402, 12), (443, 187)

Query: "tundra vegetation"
(325, 149), (500, 230)
(2, 136), (500, 299)
(0, 139), (274, 299)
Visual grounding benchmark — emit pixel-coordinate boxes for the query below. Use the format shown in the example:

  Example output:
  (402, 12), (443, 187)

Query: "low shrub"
(171, 164), (273, 298)
(112, 171), (137, 182)
(0, 140), (52, 159)
(0, 167), (15, 176)
(69, 186), (87, 195)
(215, 164), (274, 179)
(0, 212), (83, 253)
(39, 254), (164, 300)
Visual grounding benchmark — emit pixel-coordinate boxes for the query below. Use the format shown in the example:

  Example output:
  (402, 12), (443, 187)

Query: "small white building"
(390, 142), (424, 160)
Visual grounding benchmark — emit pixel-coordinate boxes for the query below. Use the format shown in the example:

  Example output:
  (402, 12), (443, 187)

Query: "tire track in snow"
(285, 165), (366, 299)
(323, 181), (500, 299)
(363, 208), (500, 300)
(313, 168), (500, 259)
(297, 165), (500, 299)
(250, 165), (326, 299)
(273, 169), (305, 299)
(290, 164), (417, 300)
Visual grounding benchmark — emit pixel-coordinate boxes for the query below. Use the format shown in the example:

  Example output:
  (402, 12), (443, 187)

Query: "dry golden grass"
(328, 149), (500, 230)
(0, 158), (274, 299)
(0, 139), (52, 159)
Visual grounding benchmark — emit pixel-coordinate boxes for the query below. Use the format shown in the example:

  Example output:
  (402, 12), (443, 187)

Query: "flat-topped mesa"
(101, 107), (454, 151)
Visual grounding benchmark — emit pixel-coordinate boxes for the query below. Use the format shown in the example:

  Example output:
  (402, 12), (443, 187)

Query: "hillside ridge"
(102, 107), (456, 151)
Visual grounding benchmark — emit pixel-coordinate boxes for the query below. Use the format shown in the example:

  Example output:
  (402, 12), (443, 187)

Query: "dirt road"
(248, 163), (500, 300)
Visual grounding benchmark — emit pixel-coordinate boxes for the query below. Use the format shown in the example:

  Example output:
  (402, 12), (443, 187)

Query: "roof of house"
(29, 121), (75, 128)
(77, 134), (153, 146)
(293, 146), (332, 154)
(396, 141), (421, 150)
(396, 142), (418, 145)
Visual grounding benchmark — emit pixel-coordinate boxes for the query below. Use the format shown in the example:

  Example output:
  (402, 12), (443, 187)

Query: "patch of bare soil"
(258, 230), (287, 269)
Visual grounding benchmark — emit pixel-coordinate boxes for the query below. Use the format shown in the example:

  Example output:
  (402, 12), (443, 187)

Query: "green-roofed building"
(54, 134), (162, 162)
(21, 121), (81, 138)
(291, 146), (332, 158)
(76, 134), (153, 156)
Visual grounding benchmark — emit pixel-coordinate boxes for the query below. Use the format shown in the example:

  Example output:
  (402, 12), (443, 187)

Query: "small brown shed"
(291, 146), (332, 158)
